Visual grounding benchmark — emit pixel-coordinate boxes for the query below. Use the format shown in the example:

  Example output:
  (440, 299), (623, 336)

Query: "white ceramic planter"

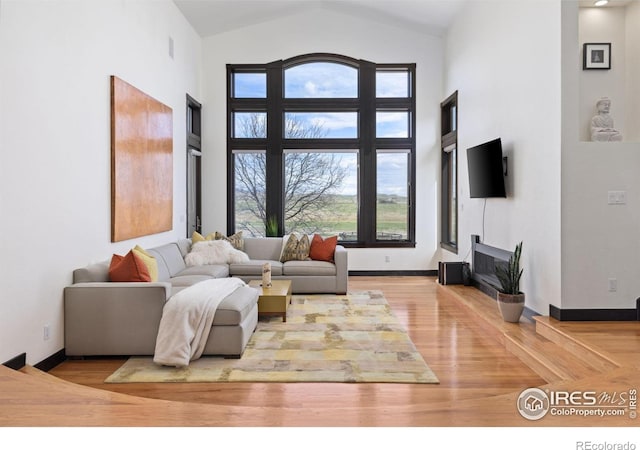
(496, 292), (525, 323)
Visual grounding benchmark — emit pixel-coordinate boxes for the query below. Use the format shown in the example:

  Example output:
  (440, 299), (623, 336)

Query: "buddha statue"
(591, 97), (622, 142)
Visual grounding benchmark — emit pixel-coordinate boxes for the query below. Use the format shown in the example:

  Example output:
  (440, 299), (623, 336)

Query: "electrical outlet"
(608, 278), (617, 292)
(43, 325), (50, 341)
(384, 255), (390, 263)
(608, 191), (627, 205)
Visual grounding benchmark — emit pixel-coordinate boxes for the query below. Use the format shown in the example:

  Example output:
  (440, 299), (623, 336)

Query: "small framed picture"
(583, 43), (611, 70)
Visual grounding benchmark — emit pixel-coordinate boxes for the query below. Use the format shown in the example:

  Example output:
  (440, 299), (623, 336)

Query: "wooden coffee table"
(248, 279), (292, 322)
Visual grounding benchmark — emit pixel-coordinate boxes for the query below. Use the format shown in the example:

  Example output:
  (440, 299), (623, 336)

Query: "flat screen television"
(467, 137), (506, 198)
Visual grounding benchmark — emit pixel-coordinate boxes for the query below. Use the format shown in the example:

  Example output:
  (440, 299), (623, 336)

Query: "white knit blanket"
(153, 278), (246, 367)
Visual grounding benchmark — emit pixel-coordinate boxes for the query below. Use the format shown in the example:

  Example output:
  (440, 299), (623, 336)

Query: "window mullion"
(409, 66), (417, 244)
(266, 61), (284, 235)
(282, 139), (360, 150)
(226, 65), (235, 234)
(282, 98), (359, 110)
(359, 61), (376, 246)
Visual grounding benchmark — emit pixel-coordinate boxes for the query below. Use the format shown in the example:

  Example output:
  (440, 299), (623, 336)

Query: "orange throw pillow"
(109, 250), (151, 282)
(309, 234), (338, 262)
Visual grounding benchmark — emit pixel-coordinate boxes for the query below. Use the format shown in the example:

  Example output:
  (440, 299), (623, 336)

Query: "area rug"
(105, 290), (439, 384)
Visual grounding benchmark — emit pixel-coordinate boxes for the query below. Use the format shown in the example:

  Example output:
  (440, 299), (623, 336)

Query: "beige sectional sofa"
(64, 236), (348, 358)
(230, 237), (348, 294)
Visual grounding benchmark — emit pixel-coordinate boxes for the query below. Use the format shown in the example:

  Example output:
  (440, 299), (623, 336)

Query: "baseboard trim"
(469, 280), (540, 318)
(522, 306), (538, 321)
(34, 349), (66, 372)
(349, 270), (436, 277)
(2, 353), (26, 370)
(472, 279), (497, 299)
(549, 304), (639, 321)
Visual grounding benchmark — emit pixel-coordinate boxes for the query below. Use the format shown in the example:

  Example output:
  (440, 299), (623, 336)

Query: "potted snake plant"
(495, 241), (524, 323)
(265, 215), (279, 237)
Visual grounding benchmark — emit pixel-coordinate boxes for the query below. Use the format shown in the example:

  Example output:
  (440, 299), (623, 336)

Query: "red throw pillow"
(309, 234), (338, 262)
(109, 250), (151, 282)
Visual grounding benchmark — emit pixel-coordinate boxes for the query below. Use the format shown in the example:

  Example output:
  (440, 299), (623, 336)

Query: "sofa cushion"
(108, 251), (151, 282)
(280, 233), (311, 262)
(283, 260), (337, 276)
(147, 243), (187, 279)
(146, 251), (170, 281)
(191, 231), (215, 243)
(175, 238), (192, 258)
(213, 285), (259, 326)
(242, 237), (283, 260)
(73, 261), (110, 283)
(176, 264), (229, 278)
(132, 245), (159, 282)
(170, 274), (214, 287)
(309, 234), (338, 262)
(214, 231), (244, 250)
(167, 284), (258, 325)
(229, 260), (283, 276)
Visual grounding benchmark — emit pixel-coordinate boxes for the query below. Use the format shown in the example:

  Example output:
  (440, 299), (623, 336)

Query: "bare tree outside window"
(234, 113), (349, 237)
(234, 151), (266, 237)
(284, 151), (348, 235)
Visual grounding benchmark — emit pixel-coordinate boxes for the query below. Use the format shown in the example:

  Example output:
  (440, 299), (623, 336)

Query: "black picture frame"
(583, 43), (611, 70)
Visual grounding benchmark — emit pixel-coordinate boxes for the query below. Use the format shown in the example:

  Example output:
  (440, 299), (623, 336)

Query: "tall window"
(186, 94), (202, 237)
(227, 54), (416, 247)
(377, 150), (410, 240)
(233, 150), (266, 237)
(440, 91), (458, 253)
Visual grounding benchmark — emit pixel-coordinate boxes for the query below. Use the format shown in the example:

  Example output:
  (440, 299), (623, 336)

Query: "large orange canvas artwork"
(110, 76), (173, 242)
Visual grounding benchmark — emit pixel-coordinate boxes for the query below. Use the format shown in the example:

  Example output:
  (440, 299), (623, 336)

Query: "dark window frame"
(440, 91), (458, 253)
(186, 94), (202, 237)
(227, 53), (416, 248)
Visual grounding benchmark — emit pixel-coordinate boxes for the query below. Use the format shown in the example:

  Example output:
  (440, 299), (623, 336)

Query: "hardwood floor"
(2, 276), (639, 428)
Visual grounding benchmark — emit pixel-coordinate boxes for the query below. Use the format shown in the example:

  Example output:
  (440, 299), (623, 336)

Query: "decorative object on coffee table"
(249, 279), (291, 322)
(495, 241), (525, 323)
(261, 262), (272, 288)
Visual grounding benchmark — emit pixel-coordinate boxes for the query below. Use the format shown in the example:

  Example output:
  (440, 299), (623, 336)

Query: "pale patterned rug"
(105, 290), (439, 384)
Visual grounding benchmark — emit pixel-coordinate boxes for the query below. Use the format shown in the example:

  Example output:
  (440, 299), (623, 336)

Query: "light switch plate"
(607, 190), (626, 205)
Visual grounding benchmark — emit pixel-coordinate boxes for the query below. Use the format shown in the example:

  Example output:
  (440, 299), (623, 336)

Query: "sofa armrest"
(334, 245), (348, 294)
(64, 282), (172, 356)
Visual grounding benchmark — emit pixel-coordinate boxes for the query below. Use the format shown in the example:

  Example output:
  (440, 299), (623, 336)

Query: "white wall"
(561, 1), (640, 311)
(0, 0), (202, 365)
(443, 0), (562, 316)
(626, 1), (640, 142)
(578, 7), (628, 142)
(200, 6), (443, 271)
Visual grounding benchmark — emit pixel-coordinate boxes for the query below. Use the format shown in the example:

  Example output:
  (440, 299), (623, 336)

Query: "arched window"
(227, 54), (416, 247)
(285, 62), (358, 98)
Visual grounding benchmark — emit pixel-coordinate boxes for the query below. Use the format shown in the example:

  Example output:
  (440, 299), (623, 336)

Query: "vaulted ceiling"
(173, 0), (468, 37)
